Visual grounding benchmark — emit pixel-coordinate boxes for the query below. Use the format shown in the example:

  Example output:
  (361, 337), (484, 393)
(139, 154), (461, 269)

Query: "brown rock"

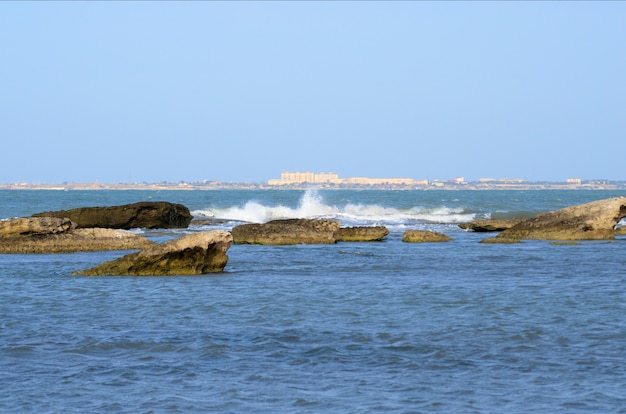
(335, 226), (389, 242)
(32, 201), (192, 229)
(402, 230), (452, 243)
(0, 217), (73, 237)
(480, 237), (522, 244)
(232, 219), (340, 245)
(0, 228), (156, 254)
(76, 231), (232, 276)
(496, 196), (626, 240)
(459, 218), (526, 232)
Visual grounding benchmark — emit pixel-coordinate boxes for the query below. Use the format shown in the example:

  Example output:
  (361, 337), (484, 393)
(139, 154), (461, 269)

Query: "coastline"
(2, 180), (626, 191)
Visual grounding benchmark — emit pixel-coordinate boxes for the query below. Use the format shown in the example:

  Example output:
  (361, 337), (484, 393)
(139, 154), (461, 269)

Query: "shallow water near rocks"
(1, 189), (626, 412)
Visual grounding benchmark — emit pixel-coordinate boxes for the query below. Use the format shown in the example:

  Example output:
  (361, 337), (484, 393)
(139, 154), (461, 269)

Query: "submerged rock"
(76, 231), (232, 276)
(402, 230), (452, 243)
(494, 196), (626, 241)
(32, 201), (192, 229)
(459, 218), (526, 232)
(335, 226), (389, 242)
(232, 219), (341, 245)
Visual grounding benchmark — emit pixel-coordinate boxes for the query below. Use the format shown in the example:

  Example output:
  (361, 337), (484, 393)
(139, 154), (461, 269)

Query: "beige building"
(268, 171), (340, 185)
(268, 171), (428, 186)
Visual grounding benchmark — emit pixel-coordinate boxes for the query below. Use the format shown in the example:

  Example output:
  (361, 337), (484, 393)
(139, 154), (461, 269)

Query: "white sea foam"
(193, 188), (478, 226)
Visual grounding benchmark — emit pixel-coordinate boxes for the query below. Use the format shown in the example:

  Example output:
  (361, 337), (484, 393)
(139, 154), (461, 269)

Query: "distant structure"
(269, 171), (340, 185)
(268, 171), (428, 187)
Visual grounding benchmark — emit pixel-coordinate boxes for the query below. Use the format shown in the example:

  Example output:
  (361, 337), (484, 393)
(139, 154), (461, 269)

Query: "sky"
(1, 2), (625, 184)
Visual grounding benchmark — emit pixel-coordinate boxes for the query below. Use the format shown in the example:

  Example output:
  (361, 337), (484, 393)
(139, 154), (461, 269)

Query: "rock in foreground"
(402, 230), (452, 243)
(494, 196), (626, 241)
(232, 219), (341, 245)
(33, 201), (193, 229)
(0, 217), (155, 253)
(0, 228), (156, 254)
(76, 231), (232, 276)
(0, 217), (73, 237)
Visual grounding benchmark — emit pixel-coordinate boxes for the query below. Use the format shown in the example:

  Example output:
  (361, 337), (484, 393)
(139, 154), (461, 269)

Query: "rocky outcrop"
(76, 231), (232, 276)
(32, 201), (192, 229)
(402, 230), (452, 243)
(0, 222), (155, 254)
(232, 219), (341, 245)
(490, 197), (626, 241)
(459, 218), (526, 232)
(0, 217), (73, 237)
(335, 226), (389, 242)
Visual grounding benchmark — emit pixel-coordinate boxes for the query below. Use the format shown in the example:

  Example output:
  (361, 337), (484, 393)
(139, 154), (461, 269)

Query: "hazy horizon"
(2, 2), (625, 184)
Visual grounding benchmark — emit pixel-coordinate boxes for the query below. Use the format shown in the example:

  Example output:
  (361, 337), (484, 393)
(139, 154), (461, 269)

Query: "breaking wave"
(192, 189), (479, 227)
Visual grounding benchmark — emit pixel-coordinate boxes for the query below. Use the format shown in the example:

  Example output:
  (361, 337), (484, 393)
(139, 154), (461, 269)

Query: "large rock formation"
(232, 219), (341, 245)
(491, 197), (626, 241)
(459, 218), (526, 232)
(335, 226), (389, 242)
(32, 201), (192, 229)
(0, 217), (155, 253)
(402, 230), (452, 243)
(76, 231), (232, 276)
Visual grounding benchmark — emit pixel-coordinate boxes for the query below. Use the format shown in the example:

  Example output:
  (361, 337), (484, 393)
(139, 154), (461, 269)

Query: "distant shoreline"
(3, 181), (626, 191)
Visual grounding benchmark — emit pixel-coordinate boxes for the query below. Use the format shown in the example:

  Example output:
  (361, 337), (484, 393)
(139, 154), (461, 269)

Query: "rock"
(459, 218), (526, 232)
(335, 226), (389, 242)
(480, 237), (522, 244)
(495, 196), (626, 240)
(0, 217), (73, 237)
(402, 230), (452, 243)
(615, 226), (626, 236)
(0, 227), (156, 254)
(232, 219), (340, 245)
(76, 231), (232, 276)
(32, 201), (192, 229)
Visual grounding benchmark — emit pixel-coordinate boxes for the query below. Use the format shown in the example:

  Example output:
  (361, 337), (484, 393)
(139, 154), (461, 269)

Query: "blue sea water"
(1, 189), (626, 413)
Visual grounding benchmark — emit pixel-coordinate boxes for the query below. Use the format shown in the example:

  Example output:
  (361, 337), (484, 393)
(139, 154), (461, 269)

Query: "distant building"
(268, 171), (340, 185)
(566, 178), (582, 185)
(268, 171), (428, 187)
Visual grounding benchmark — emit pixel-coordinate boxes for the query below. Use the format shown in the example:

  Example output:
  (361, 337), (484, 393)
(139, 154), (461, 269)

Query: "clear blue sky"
(2, 1), (625, 184)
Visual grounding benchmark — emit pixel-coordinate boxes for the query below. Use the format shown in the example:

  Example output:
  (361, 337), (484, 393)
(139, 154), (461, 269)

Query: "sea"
(1, 188), (625, 413)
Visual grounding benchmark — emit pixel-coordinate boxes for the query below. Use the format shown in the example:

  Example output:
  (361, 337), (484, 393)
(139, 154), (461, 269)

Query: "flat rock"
(495, 196), (626, 240)
(0, 228), (156, 254)
(232, 219), (340, 245)
(32, 201), (192, 229)
(76, 231), (232, 276)
(402, 230), (452, 243)
(335, 226), (389, 242)
(0, 217), (73, 237)
(459, 218), (526, 232)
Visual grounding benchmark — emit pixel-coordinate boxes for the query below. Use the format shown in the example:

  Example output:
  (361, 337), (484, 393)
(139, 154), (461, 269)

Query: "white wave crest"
(193, 189), (478, 226)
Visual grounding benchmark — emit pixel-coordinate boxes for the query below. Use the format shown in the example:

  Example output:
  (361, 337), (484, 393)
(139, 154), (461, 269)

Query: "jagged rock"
(0, 228), (156, 254)
(402, 230), (452, 243)
(335, 226), (389, 242)
(615, 226), (626, 236)
(32, 201), (192, 229)
(495, 196), (626, 240)
(232, 219), (340, 245)
(459, 218), (526, 232)
(76, 231), (232, 276)
(0, 217), (73, 237)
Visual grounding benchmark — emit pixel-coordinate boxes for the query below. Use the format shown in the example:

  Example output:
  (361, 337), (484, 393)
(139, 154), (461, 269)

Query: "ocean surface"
(1, 189), (626, 413)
